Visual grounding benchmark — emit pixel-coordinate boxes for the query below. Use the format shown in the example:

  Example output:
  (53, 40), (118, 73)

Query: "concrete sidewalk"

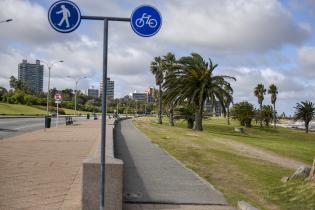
(115, 120), (233, 210)
(0, 120), (101, 210)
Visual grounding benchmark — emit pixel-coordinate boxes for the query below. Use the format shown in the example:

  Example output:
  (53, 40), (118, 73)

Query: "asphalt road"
(0, 116), (87, 139)
(115, 119), (228, 205)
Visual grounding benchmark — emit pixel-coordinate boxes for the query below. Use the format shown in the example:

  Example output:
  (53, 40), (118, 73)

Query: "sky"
(0, 0), (315, 115)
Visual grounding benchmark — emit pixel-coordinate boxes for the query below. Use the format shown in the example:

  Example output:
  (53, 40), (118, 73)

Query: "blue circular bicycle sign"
(48, 0), (81, 33)
(131, 5), (162, 37)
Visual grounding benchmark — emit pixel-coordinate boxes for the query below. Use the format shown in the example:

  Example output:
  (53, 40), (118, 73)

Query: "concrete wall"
(82, 119), (123, 210)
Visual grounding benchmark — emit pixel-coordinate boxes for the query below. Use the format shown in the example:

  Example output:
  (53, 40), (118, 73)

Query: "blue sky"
(0, 0), (315, 115)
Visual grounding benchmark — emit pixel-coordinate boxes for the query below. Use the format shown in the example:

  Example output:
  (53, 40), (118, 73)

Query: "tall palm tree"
(268, 84), (278, 128)
(163, 53), (235, 131)
(294, 101), (315, 133)
(162, 52), (178, 127)
(150, 56), (164, 124)
(254, 84), (266, 127)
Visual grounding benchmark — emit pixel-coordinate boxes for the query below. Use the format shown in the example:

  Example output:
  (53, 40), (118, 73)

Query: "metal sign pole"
(100, 18), (108, 210)
(56, 102), (59, 127)
(48, 2), (161, 210)
(80, 16), (130, 210)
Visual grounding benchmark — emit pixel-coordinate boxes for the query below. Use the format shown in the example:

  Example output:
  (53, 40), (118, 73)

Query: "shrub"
(230, 101), (255, 127)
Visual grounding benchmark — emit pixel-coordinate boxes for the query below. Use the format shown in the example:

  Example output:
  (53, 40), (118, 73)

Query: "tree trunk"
(193, 103), (203, 131)
(309, 158), (315, 182)
(169, 105), (174, 127)
(273, 102), (276, 128)
(187, 119), (194, 129)
(227, 107), (230, 125)
(305, 121), (309, 133)
(260, 103), (263, 128)
(158, 84), (162, 124)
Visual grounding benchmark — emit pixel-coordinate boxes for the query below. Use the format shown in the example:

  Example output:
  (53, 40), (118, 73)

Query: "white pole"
(56, 102), (59, 127)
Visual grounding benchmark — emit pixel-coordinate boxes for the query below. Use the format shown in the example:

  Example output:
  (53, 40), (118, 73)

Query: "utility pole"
(67, 76), (87, 115)
(40, 60), (64, 115)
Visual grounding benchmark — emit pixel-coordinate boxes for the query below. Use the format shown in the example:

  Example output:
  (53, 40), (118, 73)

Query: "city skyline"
(0, 0), (315, 115)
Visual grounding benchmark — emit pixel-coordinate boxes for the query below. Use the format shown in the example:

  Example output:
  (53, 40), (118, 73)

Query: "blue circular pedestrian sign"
(131, 5), (162, 37)
(48, 0), (81, 33)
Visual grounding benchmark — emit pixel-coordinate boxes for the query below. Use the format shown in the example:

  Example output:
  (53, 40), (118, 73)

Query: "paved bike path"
(115, 119), (229, 206)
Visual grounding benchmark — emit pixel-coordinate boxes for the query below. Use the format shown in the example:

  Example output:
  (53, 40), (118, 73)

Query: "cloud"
(0, 0), (80, 46)
(221, 67), (314, 114)
(160, 0), (311, 52)
(296, 46), (315, 77)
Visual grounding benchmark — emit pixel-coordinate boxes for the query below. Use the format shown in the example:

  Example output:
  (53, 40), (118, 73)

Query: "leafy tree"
(262, 105), (273, 127)
(268, 84), (278, 128)
(9, 76), (32, 93)
(163, 53), (235, 131)
(0, 86), (7, 101)
(294, 101), (315, 133)
(254, 84), (266, 127)
(150, 56), (164, 124)
(230, 101), (255, 127)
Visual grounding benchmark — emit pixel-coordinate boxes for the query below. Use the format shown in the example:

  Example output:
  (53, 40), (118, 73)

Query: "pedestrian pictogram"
(48, 0), (81, 33)
(56, 5), (71, 28)
(131, 5), (162, 37)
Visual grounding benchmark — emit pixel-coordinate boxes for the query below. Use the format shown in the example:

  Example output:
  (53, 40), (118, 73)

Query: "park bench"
(65, 116), (73, 125)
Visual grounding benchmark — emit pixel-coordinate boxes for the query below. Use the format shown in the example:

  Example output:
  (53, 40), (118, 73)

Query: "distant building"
(132, 92), (146, 102)
(100, 78), (114, 98)
(145, 87), (155, 104)
(204, 99), (223, 117)
(18, 59), (44, 93)
(87, 87), (99, 98)
(122, 95), (130, 102)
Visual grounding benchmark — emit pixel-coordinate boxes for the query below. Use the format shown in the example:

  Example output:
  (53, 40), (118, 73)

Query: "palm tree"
(150, 56), (164, 124)
(163, 53), (235, 131)
(268, 84), (278, 128)
(294, 101), (315, 133)
(254, 84), (266, 127)
(162, 52), (178, 127)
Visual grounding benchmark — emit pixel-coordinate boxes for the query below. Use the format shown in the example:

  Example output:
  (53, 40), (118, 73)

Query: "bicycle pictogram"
(135, 13), (158, 28)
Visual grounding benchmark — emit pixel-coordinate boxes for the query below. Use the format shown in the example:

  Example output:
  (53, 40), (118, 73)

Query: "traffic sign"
(55, 100), (61, 104)
(131, 5), (162, 37)
(48, 0), (81, 33)
(54, 93), (62, 101)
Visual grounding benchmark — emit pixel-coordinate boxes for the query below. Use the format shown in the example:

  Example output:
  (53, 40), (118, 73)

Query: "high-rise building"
(18, 59), (44, 93)
(132, 92), (147, 102)
(87, 87), (99, 98)
(204, 99), (223, 117)
(100, 78), (114, 98)
(145, 87), (155, 104)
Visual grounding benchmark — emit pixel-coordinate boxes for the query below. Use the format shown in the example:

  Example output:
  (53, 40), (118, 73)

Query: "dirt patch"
(212, 138), (308, 170)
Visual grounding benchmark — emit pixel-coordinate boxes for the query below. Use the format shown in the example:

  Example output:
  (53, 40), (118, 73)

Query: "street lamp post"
(40, 60), (64, 115)
(67, 76), (87, 115)
(0, 19), (13, 24)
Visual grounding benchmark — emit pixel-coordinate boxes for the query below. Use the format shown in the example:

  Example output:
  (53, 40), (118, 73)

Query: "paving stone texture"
(0, 120), (101, 210)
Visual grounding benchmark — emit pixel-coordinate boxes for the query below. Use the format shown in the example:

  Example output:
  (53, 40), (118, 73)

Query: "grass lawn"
(0, 103), (46, 115)
(134, 117), (315, 210)
(199, 117), (315, 164)
(0, 103), (89, 115)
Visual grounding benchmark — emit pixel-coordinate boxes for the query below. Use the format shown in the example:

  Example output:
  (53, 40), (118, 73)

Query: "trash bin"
(94, 114), (97, 120)
(45, 116), (51, 128)
(87, 113), (90, 119)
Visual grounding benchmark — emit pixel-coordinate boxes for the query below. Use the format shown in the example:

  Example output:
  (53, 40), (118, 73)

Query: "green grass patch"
(200, 117), (315, 164)
(134, 117), (315, 210)
(0, 103), (46, 115)
(0, 102), (90, 115)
